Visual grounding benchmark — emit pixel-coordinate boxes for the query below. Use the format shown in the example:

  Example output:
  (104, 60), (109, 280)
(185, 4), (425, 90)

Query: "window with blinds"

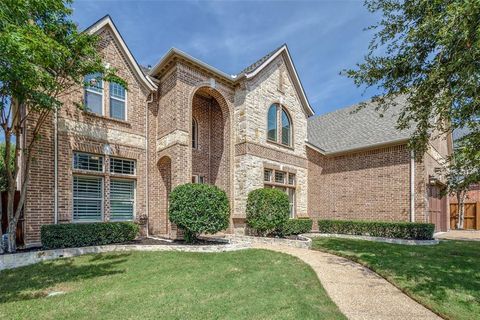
(73, 152), (103, 172)
(73, 176), (103, 222)
(110, 158), (135, 175)
(110, 179), (135, 221)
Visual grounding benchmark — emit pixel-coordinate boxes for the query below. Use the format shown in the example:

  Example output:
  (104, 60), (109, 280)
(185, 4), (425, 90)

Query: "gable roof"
(307, 96), (414, 154)
(238, 45), (314, 116)
(85, 15), (157, 91)
(149, 44), (314, 116)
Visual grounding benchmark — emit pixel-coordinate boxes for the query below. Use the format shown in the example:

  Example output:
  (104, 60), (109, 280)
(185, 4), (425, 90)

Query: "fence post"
(476, 202), (480, 230)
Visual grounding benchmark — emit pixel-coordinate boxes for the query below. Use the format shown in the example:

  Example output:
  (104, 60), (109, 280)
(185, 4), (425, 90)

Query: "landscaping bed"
(312, 237), (480, 320)
(0, 249), (345, 319)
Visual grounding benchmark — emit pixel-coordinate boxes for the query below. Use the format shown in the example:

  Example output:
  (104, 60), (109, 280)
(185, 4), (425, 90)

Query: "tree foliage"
(0, 143), (15, 192)
(0, 0), (124, 253)
(444, 132), (480, 229)
(345, 0), (480, 156)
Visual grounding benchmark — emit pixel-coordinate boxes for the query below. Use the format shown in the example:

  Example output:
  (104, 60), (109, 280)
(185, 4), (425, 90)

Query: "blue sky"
(72, 0), (380, 116)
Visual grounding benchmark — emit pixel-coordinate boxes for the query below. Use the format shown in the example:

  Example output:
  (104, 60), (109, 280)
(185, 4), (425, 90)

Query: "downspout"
(54, 109), (58, 224)
(410, 150), (415, 222)
(145, 93), (154, 237)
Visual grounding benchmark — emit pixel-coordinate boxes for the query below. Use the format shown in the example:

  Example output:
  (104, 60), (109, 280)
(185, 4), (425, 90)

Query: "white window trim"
(72, 175), (104, 223)
(109, 178), (136, 222)
(84, 76), (104, 116)
(109, 84), (128, 121)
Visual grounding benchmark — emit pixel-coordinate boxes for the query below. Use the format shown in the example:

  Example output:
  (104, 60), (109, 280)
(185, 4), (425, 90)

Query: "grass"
(0, 249), (345, 320)
(312, 238), (480, 320)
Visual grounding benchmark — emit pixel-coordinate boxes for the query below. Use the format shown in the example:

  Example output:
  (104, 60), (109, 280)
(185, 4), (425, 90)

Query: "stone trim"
(225, 234), (311, 249)
(156, 129), (189, 152)
(235, 141), (307, 168)
(59, 118), (146, 149)
(0, 240), (251, 271)
(303, 233), (439, 246)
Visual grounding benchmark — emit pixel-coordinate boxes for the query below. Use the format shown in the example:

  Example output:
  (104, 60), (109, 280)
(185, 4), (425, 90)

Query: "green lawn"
(312, 238), (480, 320)
(0, 249), (345, 320)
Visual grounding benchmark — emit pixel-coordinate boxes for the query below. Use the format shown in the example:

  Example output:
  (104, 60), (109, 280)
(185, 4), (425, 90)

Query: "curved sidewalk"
(254, 244), (441, 320)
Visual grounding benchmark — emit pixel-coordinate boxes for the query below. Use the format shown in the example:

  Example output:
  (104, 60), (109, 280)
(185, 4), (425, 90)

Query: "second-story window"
(110, 82), (127, 120)
(84, 73), (103, 115)
(267, 103), (292, 147)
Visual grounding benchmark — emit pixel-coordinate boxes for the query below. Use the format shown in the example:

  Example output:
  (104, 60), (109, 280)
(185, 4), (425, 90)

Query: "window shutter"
(110, 180), (135, 221)
(73, 176), (103, 221)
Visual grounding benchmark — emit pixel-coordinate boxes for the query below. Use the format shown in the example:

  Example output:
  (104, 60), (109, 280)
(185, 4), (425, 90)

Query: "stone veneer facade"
(21, 17), (451, 246)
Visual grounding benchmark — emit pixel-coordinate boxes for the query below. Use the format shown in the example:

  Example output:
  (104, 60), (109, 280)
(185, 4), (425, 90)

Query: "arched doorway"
(191, 87), (231, 197)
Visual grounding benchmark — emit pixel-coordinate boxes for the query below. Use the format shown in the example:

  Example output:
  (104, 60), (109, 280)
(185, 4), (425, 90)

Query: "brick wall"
(307, 144), (415, 228)
(25, 25), (150, 244)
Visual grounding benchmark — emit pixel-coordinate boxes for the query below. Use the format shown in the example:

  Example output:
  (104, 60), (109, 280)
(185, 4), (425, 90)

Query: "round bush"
(169, 183), (230, 243)
(246, 188), (289, 236)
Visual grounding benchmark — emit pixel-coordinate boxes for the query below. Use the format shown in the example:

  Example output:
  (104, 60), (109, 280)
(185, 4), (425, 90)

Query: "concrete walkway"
(254, 244), (441, 320)
(435, 230), (480, 241)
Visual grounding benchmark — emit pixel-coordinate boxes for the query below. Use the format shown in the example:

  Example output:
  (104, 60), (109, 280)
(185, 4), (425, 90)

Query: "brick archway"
(190, 86), (231, 198)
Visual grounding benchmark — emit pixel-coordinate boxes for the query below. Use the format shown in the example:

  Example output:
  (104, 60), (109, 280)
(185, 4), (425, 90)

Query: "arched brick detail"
(190, 86), (232, 202)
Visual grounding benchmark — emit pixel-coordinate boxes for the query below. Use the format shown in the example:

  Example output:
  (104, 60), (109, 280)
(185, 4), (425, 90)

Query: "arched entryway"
(191, 86), (231, 197)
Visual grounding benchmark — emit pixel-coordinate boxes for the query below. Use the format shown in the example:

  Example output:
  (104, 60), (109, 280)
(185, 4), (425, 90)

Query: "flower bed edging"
(0, 240), (251, 271)
(303, 233), (439, 245)
(225, 234), (312, 249)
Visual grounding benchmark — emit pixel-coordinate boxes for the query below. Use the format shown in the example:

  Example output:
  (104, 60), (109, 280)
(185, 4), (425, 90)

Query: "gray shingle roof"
(238, 44), (285, 75)
(307, 96), (414, 154)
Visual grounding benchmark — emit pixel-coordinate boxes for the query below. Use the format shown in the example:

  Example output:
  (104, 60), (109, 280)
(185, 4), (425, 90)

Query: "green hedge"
(246, 188), (289, 236)
(41, 222), (139, 249)
(317, 220), (435, 240)
(279, 218), (313, 236)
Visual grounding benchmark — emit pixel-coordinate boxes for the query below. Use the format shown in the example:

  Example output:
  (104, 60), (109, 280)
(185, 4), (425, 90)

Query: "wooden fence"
(450, 202), (480, 230)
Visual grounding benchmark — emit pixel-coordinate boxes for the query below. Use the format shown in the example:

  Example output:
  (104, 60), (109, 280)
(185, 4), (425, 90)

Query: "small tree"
(246, 188), (289, 236)
(445, 132), (480, 229)
(0, 0), (125, 253)
(169, 183), (230, 243)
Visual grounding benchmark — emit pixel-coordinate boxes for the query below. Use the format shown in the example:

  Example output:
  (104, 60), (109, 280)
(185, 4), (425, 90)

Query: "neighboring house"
(20, 16), (452, 247)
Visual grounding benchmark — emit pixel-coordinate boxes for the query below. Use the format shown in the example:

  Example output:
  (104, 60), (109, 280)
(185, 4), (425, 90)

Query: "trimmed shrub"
(317, 219), (435, 240)
(246, 188), (289, 236)
(41, 222), (139, 249)
(279, 218), (313, 237)
(169, 183), (230, 243)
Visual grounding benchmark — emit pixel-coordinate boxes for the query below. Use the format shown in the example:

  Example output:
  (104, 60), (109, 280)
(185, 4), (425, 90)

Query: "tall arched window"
(267, 104), (277, 141)
(192, 117), (198, 149)
(267, 103), (292, 147)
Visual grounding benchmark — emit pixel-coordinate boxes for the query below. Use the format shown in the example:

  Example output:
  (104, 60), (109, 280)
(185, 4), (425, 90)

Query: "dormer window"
(84, 73), (103, 115)
(110, 82), (127, 120)
(267, 103), (292, 147)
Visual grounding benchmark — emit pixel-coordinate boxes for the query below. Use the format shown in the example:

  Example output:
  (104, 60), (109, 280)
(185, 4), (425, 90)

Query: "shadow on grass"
(0, 253), (131, 304)
(312, 239), (480, 311)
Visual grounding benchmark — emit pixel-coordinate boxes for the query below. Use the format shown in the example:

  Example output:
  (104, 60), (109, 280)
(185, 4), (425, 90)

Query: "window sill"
(72, 169), (105, 176)
(83, 111), (131, 127)
(264, 182), (296, 189)
(266, 139), (294, 151)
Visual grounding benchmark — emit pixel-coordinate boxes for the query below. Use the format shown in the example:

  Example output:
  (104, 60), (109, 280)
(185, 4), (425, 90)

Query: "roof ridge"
(238, 43), (286, 75)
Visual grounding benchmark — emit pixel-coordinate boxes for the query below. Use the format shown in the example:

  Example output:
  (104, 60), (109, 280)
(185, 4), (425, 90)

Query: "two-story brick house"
(21, 16), (452, 246)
